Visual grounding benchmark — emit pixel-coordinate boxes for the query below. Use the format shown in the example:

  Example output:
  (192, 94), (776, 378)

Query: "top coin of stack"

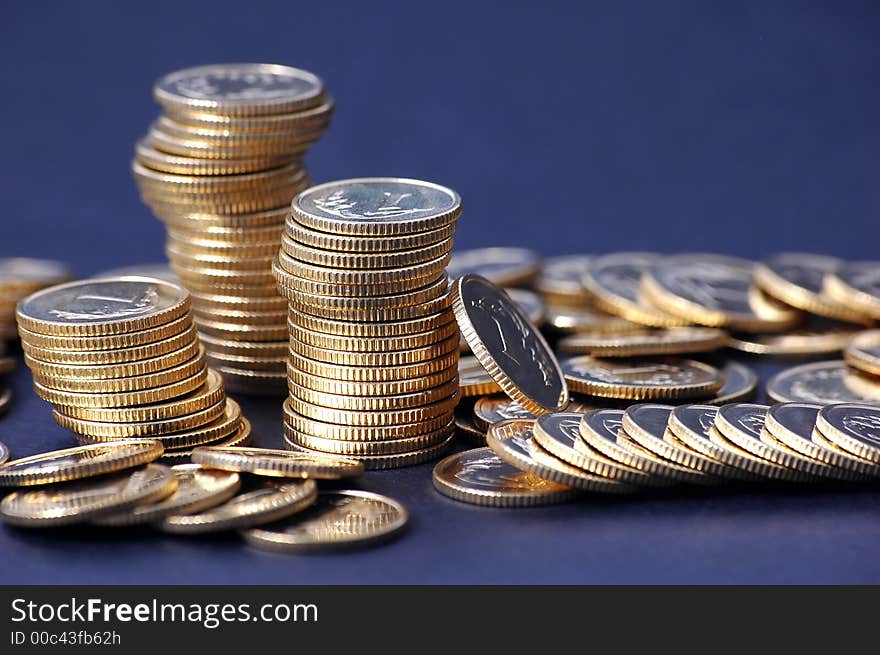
(275, 178), (462, 469)
(0, 258), (73, 341)
(16, 277), (248, 460)
(132, 63), (334, 395)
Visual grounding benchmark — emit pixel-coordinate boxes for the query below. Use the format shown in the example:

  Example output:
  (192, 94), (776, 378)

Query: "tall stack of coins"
(16, 277), (248, 459)
(274, 178), (461, 468)
(132, 63), (334, 394)
(0, 258), (72, 342)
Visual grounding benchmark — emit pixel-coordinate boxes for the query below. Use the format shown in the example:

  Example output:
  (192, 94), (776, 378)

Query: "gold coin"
(458, 355), (502, 397)
(288, 317), (458, 352)
(168, 247), (275, 272)
(24, 340), (200, 380)
(557, 327), (728, 357)
(844, 330), (880, 376)
(55, 369), (225, 422)
(282, 234), (454, 269)
(446, 247), (542, 288)
(753, 254), (872, 324)
(165, 97), (334, 131)
(0, 440), (164, 487)
(193, 294), (288, 316)
(283, 285), (451, 322)
(282, 425), (453, 456)
(1, 464), (176, 527)
(581, 253), (688, 327)
(432, 447), (578, 507)
(728, 327), (859, 357)
(278, 242), (451, 281)
(196, 317), (287, 341)
(640, 254), (802, 331)
(287, 377), (459, 411)
(195, 307), (287, 328)
(53, 398), (226, 438)
(286, 393), (457, 428)
(242, 489), (409, 552)
(705, 361), (759, 405)
(815, 403), (880, 464)
(532, 412), (662, 486)
(136, 138), (291, 175)
(147, 126), (318, 160)
(705, 425), (812, 482)
(192, 445), (363, 479)
(287, 362), (457, 396)
(286, 217), (456, 253)
(95, 463), (241, 526)
(133, 158), (304, 194)
(17, 313), (193, 351)
(157, 206), (288, 230)
(286, 306), (453, 338)
(160, 479), (317, 534)
(16, 277), (191, 337)
(560, 355), (723, 400)
(823, 262), (880, 320)
(288, 333), (459, 367)
(284, 435), (454, 470)
(158, 416), (253, 463)
(472, 395), (597, 430)
(543, 303), (643, 335)
(577, 409), (712, 483)
(215, 366), (287, 395)
(198, 332), (288, 357)
(283, 400), (449, 441)
(273, 257), (443, 297)
(173, 261), (276, 286)
(143, 182), (306, 216)
(533, 255), (592, 304)
(205, 351), (285, 372)
(487, 419), (634, 493)
(169, 222), (283, 246)
(153, 114), (324, 147)
(282, 270), (449, 308)
(765, 360), (880, 404)
(0, 258), (73, 294)
(288, 349), (457, 382)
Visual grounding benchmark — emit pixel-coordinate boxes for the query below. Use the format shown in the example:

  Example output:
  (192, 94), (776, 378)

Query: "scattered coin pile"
(132, 63), (334, 395)
(0, 440), (407, 551)
(16, 277), (248, 460)
(274, 178), (461, 468)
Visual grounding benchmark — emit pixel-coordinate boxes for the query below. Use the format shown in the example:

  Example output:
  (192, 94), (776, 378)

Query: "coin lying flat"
(243, 490), (408, 552)
(16, 277), (190, 337)
(446, 248), (542, 288)
(824, 261), (880, 319)
(557, 327), (728, 357)
(560, 356), (723, 400)
(532, 413), (659, 485)
(1, 464), (176, 527)
(161, 479), (317, 534)
(754, 253), (870, 324)
(581, 252), (687, 327)
(191, 446), (363, 479)
(487, 419), (633, 493)
(542, 304), (641, 335)
(453, 275), (568, 414)
(534, 254), (592, 303)
(844, 330), (880, 376)
(0, 440), (164, 487)
(766, 360), (880, 404)
(641, 254), (801, 331)
(728, 327), (859, 357)
(157, 416), (253, 463)
(816, 404), (880, 464)
(706, 361), (758, 405)
(96, 464), (241, 526)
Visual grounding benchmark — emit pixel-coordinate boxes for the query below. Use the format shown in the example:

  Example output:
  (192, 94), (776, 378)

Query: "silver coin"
(543, 304), (640, 334)
(92, 263), (180, 285)
(817, 403), (880, 461)
(645, 254), (756, 317)
(154, 63), (324, 112)
(715, 403), (770, 442)
(583, 252), (659, 305)
(766, 360), (880, 404)
(293, 178), (461, 234)
(758, 253), (842, 296)
(446, 248), (541, 287)
(0, 258), (72, 287)
(534, 254), (592, 297)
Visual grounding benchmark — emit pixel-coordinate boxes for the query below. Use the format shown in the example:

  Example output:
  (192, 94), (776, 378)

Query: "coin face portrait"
(156, 63), (323, 102)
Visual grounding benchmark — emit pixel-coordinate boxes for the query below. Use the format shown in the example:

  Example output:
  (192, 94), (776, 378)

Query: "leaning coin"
(0, 440), (164, 487)
(560, 355), (723, 400)
(458, 355), (502, 397)
(243, 490), (408, 552)
(446, 247), (542, 287)
(487, 419), (635, 493)
(844, 330), (880, 376)
(533, 413), (659, 485)
(191, 446), (363, 479)
(473, 395), (597, 431)
(95, 464), (241, 526)
(161, 479), (317, 534)
(706, 361), (758, 405)
(454, 275), (568, 414)
(815, 403), (880, 464)
(1, 464), (176, 527)
(824, 261), (880, 319)
(766, 360), (880, 404)
(557, 327), (728, 357)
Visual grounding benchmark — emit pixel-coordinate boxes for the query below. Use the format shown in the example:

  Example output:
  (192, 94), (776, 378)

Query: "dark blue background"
(1, 1), (880, 584)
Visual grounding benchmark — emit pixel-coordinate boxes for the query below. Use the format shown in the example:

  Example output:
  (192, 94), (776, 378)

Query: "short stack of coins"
(273, 178), (462, 468)
(15, 277), (248, 460)
(132, 63), (334, 395)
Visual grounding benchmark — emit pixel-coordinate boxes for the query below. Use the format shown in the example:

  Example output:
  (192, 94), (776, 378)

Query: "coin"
(641, 254), (802, 331)
(557, 327), (728, 357)
(191, 446), (363, 479)
(714, 403), (828, 475)
(16, 277), (190, 337)
(95, 464), (241, 526)
(0, 440), (164, 487)
(284, 436), (454, 470)
(581, 253), (687, 327)
(158, 415), (253, 463)
(1, 464), (176, 527)
(282, 234), (454, 269)
(278, 248), (450, 286)
(286, 426), (452, 456)
(287, 306), (452, 338)
(161, 479), (317, 534)
(764, 403), (879, 476)
(33, 367), (207, 408)
(487, 419), (634, 493)
(446, 247), (541, 287)
(286, 216), (456, 253)
(473, 395), (596, 430)
(560, 356), (723, 400)
(289, 318), (458, 352)
(706, 361), (758, 405)
(824, 261), (880, 319)
(543, 304), (642, 335)
(622, 404), (738, 478)
(432, 447), (578, 507)
(532, 413), (660, 485)
(283, 401), (448, 441)
(0, 441), (9, 464)
(288, 362), (456, 397)
(17, 313), (193, 351)
(154, 63), (325, 117)
(815, 403), (880, 464)
(754, 254), (871, 324)
(288, 333), (459, 367)
(845, 330), (880, 376)
(288, 349), (456, 382)
(291, 178), (461, 236)
(458, 355), (502, 397)
(453, 275), (568, 413)
(166, 98), (333, 131)
(578, 409), (711, 483)
(766, 360), (880, 404)
(533, 254), (592, 303)
(243, 490), (408, 551)
(288, 377), (458, 412)
(0, 258), (72, 293)
(728, 326), (859, 356)
(53, 397), (226, 438)
(136, 139), (291, 175)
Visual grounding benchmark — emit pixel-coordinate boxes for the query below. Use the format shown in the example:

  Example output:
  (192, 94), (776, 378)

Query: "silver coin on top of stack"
(275, 178), (461, 469)
(132, 63), (334, 395)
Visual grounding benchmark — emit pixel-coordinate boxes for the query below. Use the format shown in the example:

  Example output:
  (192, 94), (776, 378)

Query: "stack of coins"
(0, 258), (72, 342)
(16, 277), (248, 459)
(132, 63), (334, 394)
(274, 178), (462, 468)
